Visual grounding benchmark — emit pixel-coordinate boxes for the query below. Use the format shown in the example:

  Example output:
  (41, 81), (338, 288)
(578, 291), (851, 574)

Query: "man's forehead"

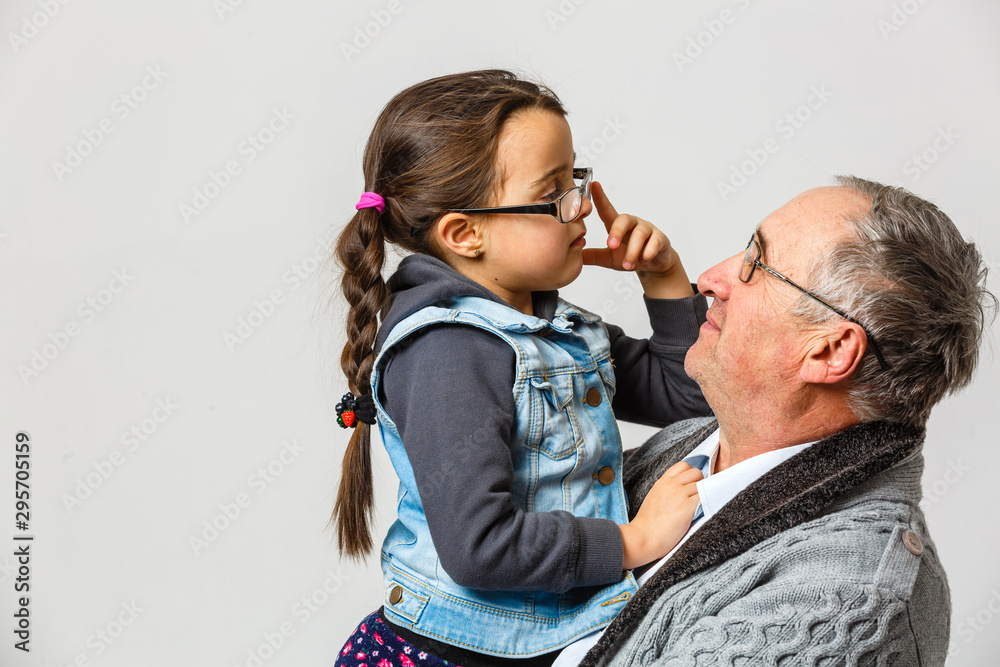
(755, 186), (868, 257)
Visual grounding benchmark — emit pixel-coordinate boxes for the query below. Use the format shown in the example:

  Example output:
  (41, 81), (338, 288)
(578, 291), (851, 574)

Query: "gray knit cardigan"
(581, 417), (949, 666)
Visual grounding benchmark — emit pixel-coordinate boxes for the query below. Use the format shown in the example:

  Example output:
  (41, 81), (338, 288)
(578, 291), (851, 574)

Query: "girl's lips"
(570, 233), (586, 248)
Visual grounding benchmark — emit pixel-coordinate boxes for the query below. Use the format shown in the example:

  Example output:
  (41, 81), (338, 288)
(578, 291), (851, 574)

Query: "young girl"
(332, 70), (710, 666)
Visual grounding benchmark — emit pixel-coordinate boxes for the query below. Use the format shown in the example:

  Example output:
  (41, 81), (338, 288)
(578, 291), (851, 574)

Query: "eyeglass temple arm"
(448, 203), (556, 215)
(756, 263), (890, 370)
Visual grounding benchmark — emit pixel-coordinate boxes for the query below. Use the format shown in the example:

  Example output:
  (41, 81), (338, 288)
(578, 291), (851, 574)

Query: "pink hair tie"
(355, 192), (386, 214)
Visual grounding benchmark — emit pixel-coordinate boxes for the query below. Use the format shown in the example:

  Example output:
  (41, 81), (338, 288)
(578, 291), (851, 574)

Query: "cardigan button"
(585, 387), (602, 407)
(902, 529), (923, 556)
(596, 466), (616, 485)
(388, 585), (403, 605)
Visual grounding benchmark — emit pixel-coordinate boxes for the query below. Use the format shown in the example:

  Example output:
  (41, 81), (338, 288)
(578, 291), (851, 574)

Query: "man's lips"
(703, 310), (721, 331)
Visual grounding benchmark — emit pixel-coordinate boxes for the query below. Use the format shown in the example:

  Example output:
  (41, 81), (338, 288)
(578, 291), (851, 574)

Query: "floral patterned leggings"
(335, 610), (458, 667)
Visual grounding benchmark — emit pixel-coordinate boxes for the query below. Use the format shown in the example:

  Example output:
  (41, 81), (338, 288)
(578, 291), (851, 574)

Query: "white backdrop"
(2, 1), (998, 665)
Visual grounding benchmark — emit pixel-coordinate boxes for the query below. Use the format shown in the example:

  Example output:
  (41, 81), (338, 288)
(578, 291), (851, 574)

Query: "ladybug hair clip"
(336, 391), (377, 428)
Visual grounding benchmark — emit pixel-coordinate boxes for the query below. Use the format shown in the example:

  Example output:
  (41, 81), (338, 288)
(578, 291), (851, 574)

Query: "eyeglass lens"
(559, 189), (583, 223)
(557, 171), (592, 223)
(740, 238), (757, 282)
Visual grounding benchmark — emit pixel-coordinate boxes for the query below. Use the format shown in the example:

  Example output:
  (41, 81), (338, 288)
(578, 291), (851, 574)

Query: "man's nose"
(697, 252), (742, 299)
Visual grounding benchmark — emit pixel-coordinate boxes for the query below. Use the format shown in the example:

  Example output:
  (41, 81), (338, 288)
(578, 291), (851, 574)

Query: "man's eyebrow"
(755, 227), (768, 259)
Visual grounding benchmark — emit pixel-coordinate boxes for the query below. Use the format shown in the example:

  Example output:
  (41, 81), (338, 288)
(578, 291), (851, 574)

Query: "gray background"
(1, 1), (998, 665)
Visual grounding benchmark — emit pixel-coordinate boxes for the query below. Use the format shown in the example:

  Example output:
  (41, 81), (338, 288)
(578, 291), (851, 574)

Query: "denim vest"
(370, 296), (638, 657)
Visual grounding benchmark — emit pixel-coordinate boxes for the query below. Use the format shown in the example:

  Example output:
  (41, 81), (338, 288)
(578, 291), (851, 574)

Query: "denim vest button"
(389, 585), (403, 605)
(596, 466), (616, 485)
(586, 387), (602, 407)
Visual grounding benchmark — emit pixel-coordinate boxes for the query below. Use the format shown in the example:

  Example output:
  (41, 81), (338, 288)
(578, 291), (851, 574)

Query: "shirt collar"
(685, 429), (816, 521)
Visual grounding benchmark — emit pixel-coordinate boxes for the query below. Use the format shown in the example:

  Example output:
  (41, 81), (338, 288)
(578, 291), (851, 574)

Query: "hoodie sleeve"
(605, 291), (713, 427)
(380, 324), (625, 593)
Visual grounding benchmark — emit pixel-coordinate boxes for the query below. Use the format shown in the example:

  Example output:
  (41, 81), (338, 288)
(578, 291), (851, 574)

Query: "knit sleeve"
(615, 582), (925, 666)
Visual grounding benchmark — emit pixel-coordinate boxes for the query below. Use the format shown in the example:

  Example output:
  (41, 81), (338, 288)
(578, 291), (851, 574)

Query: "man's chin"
(684, 347), (704, 382)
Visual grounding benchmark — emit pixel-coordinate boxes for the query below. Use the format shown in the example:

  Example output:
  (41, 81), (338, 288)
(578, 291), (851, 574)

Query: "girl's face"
(469, 109), (591, 313)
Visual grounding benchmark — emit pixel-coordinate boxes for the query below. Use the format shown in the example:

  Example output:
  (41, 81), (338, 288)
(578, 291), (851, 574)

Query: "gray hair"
(790, 175), (996, 426)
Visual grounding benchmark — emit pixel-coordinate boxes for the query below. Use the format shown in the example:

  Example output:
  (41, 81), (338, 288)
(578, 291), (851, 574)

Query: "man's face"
(684, 187), (869, 409)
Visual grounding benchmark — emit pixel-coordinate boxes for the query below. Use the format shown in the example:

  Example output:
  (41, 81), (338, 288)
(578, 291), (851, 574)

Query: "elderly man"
(558, 176), (995, 666)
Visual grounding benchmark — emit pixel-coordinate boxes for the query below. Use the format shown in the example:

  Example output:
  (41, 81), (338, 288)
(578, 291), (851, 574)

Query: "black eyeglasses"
(741, 235), (890, 370)
(448, 167), (593, 224)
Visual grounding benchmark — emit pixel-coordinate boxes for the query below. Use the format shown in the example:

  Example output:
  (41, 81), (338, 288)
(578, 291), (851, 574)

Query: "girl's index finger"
(591, 181), (620, 231)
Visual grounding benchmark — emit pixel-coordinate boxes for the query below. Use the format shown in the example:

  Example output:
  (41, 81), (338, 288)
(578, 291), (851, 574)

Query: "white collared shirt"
(552, 429), (816, 667)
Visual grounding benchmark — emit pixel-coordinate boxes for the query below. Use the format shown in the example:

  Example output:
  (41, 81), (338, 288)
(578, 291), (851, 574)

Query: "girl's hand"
(619, 460), (703, 570)
(583, 181), (678, 273)
(582, 182), (694, 298)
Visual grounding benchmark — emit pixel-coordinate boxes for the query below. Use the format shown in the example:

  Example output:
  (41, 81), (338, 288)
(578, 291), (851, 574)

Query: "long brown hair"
(333, 70), (566, 558)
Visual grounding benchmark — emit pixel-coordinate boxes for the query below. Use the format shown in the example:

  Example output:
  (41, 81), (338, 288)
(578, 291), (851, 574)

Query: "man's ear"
(800, 321), (866, 385)
(435, 212), (483, 259)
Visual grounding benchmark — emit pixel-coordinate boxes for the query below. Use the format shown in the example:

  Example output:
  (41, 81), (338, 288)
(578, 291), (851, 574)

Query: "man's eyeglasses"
(448, 167), (593, 224)
(740, 235), (890, 370)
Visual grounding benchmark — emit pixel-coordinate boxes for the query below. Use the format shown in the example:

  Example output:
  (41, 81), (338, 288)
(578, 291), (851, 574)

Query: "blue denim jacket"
(370, 295), (637, 657)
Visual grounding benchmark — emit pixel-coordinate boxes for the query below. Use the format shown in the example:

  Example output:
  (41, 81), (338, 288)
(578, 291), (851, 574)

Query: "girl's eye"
(542, 181), (565, 202)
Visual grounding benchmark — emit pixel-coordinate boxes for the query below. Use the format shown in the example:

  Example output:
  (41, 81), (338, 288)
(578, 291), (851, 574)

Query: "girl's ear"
(435, 212), (483, 259)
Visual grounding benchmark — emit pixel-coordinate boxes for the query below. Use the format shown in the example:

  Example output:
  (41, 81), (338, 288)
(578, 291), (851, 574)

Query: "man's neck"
(714, 398), (859, 473)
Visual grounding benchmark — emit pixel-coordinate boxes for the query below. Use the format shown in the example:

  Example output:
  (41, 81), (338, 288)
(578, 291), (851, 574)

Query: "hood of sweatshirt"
(375, 253), (558, 352)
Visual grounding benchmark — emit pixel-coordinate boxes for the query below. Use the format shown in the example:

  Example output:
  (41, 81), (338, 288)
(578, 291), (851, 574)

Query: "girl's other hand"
(619, 460), (703, 570)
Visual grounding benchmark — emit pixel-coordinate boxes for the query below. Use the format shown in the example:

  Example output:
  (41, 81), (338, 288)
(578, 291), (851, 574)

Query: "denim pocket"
(527, 374), (580, 459)
(383, 579), (429, 624)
